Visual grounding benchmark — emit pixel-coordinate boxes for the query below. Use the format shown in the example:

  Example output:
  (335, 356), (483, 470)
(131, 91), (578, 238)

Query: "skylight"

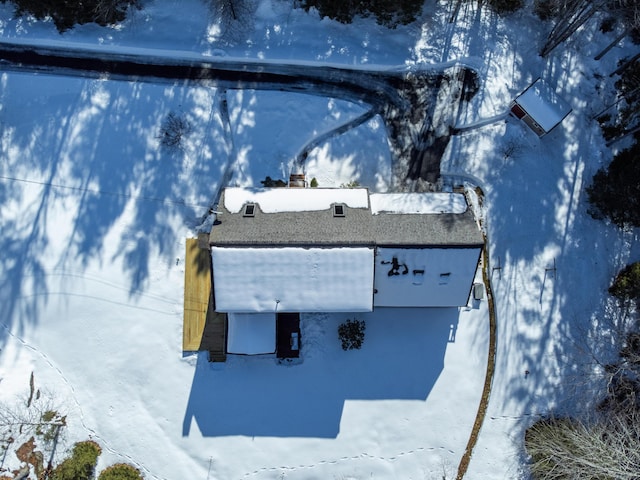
(243, 204), (256, 217)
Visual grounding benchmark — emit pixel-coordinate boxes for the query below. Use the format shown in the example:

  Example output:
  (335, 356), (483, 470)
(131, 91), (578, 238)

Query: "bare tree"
(540, 0), (640, 57)
(525, 412), (640, 480)
(540, 0), (604, 57)
(92, 0), (140, 26)
(0, 374), (66, 448)
(206, 0), (255, 43)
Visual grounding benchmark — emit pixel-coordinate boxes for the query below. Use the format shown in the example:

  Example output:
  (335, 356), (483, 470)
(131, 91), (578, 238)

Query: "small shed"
(510, 78), (572, 137)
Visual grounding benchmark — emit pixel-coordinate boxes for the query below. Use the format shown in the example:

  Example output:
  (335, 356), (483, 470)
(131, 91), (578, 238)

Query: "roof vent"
(243, 203), (256, 217)
(333, 204), (345, 217)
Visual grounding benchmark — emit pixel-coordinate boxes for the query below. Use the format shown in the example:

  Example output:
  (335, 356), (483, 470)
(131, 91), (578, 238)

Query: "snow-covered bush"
(340, 180), (360, 189)
(338, 318), (366, 350)
(300, 0), (422, 27)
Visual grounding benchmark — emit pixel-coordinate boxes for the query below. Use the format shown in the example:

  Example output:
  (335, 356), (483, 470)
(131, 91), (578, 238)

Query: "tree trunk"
(541, 0), (601, 57)
(595, 28), (630, 60)
(449, 0), (463, 23)
(606, 122), (640, 146)
(611, 51), (640, 77)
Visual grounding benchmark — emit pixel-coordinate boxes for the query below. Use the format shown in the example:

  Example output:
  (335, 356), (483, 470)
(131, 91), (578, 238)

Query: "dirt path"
(456, 237), (497, 479)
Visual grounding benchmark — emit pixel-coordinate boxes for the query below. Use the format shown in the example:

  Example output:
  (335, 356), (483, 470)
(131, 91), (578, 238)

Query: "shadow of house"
(182, 307), (455, 438)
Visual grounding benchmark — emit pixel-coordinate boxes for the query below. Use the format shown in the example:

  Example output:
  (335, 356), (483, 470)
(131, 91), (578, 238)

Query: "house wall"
(373, 247), (481, 307)
(521, 113), (547, 137)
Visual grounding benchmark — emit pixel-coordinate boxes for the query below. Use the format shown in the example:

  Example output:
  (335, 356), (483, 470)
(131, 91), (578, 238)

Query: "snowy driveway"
(0, 41), (478, 187)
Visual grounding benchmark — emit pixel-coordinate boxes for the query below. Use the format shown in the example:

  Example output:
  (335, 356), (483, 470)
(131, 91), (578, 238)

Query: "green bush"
(98, 463), (144, 480)
(533, 0), (558, 20)
(587, 144), (640, 228)
(487, 0), (524, 15)
(259, 176), (287, 188)
(609, 262), (640, 303)
(338, 318), (366, 350)
(0, 0), (140, 32)
(310, 177), (319, 188)
(52, 440), (102, 480)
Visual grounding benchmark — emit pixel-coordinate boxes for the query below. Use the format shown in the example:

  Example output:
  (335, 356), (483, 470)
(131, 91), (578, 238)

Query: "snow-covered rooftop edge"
(223, 188), (469, 215)
(223, 187), (370, 213)
(370, 192), (468, 214)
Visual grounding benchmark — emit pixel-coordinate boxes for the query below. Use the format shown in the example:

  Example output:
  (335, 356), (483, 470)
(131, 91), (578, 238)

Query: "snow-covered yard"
(0, 0), (639, 479)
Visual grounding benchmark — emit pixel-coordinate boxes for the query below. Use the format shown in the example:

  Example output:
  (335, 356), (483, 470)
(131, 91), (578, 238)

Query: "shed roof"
(515, 78), (572, 132)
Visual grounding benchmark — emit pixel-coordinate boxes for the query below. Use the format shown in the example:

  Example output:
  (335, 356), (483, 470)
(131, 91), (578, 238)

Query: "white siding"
(373, 247), (481, 307)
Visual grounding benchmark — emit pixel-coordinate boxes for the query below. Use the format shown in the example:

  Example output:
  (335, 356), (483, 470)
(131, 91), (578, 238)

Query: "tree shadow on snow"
(0, 73), (227, 350)
(182, 308), (455, 438)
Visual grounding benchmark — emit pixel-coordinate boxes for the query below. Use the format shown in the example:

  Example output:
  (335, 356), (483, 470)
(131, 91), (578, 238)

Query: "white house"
(510, 78), (572, 137)
(208, 187), (484, 355)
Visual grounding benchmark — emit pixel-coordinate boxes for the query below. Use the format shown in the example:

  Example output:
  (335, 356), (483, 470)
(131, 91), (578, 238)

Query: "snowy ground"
(0, 0), (639, 479)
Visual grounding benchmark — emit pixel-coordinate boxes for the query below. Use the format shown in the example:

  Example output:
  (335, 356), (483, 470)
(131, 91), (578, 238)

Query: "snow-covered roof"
(223, 187), (370, 213)
(226, 312), (276, 355)
(514, 78), (572, 132)
(370, 193), (467, 214)
(212, 246), (375, 313)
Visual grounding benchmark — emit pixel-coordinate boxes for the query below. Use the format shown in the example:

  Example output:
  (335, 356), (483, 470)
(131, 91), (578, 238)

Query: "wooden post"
(492, 256), (502, 279)
(545, 258), (557, 279)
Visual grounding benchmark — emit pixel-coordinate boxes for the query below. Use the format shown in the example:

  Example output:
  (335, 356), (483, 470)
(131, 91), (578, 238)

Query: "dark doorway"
(276, 313), (301, 358)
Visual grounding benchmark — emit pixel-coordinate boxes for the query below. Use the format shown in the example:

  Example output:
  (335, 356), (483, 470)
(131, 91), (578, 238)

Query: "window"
(412, 268), (425, 286)
(243, 204), (256, 217)
(333, 204), (345, 217)
(439, 272), (451, 285)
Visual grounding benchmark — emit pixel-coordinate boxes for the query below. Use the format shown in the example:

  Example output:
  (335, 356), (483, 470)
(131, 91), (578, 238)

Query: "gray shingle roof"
(209, 189), (483, 248)
(372, 209), (483, 247)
